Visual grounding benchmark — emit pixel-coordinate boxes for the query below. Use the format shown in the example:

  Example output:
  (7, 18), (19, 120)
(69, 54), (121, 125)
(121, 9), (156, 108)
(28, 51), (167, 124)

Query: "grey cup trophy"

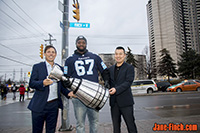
(48, 65), (109, 111)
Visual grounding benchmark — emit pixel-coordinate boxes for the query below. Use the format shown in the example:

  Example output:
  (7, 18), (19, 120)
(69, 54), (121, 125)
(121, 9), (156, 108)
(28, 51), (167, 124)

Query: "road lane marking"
(145, 104), (190, 110)
(187, 97), (200, 99)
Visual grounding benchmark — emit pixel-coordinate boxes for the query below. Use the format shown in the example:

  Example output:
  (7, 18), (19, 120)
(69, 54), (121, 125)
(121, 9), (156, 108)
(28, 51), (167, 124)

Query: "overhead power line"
(0, 18), (23, 37)
(0, 34), (45, 41)
(12, 0), (48, 34)
(69, 34), (149, 39)
(0, 18), (43, 43)
(0, 8), (44, 40)
(0, 43), (37, 62)
(1, 0), (45, 37)
(0, 55), (32, 66)
(0, 65), (26, 66)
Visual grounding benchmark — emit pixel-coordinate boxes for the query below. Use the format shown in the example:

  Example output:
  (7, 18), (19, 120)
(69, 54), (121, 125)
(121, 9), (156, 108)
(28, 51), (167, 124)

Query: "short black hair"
(44, 45), (57, 54)
(115, 46), (125, 54)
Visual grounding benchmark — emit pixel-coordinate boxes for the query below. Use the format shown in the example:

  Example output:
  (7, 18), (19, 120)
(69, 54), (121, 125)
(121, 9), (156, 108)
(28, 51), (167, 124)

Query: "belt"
(47, 98), (58, 103)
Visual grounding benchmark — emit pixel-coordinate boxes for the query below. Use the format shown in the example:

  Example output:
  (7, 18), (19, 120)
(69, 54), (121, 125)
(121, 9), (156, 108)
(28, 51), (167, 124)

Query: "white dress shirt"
(46, 61), (58, 102)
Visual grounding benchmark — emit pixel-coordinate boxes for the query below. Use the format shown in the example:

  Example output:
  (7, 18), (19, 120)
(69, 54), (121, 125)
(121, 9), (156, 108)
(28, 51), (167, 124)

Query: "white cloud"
(0, 0), (149, 81)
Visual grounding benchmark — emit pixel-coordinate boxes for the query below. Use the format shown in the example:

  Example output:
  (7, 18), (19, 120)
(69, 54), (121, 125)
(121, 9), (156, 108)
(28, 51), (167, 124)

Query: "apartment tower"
(147, 0), (200, 79)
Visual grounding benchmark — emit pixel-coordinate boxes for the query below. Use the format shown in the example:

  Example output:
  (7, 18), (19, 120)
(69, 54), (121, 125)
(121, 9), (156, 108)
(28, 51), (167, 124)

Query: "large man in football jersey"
(63, 35), (109, 133)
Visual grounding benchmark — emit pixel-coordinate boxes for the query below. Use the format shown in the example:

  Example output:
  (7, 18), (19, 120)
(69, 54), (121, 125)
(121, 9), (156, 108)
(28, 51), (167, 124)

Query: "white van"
(131, 80), (158, 94)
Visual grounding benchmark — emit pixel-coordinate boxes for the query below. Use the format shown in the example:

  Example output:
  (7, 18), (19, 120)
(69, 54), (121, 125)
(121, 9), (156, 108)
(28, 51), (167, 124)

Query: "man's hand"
(43, 78), (53, 86)
(68, 91), (77, 99)
(109, 87), (116, 95)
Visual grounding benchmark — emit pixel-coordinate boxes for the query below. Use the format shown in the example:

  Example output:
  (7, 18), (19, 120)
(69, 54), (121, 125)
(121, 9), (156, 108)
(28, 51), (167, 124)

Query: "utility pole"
(20, 68), (23, 83)
(61, 0), (69, 64)
(23, 72), (26, 84)
(4, 73), (6, 83)
(12, 69), (15, 82)
(44, 33), (56, 45)
(59, 0), (73, 131)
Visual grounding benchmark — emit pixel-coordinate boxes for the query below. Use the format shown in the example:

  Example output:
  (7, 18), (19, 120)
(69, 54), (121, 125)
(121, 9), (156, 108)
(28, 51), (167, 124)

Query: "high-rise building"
(147, 0), (200, 79)
(182, 0), (200, 52)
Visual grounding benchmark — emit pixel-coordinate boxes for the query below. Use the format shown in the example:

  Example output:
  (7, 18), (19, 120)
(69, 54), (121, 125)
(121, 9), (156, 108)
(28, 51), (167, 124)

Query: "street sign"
(58, 1), (64, 13)
(69, 22), (90, 28)
(60, 21), (64, 30)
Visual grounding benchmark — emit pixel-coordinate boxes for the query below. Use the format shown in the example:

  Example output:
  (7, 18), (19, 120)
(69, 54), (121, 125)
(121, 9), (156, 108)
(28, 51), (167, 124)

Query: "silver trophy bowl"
(49, 65), (109, 111)
(48, 65), (68, 81)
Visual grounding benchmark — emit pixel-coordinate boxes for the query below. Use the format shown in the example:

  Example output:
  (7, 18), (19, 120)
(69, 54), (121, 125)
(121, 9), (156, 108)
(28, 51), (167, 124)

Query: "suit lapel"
(42, 62), (50, 94)
(42, 62), (48, 77)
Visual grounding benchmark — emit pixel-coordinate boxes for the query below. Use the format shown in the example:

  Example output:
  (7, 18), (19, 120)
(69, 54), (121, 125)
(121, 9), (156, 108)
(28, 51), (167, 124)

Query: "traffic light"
(28, 72), (31, 77)
(72, 2), (80, 22)
(40, 44), (44, 59)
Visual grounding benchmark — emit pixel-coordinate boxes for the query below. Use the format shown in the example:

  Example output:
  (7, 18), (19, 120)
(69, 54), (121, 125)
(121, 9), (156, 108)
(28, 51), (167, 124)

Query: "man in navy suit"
(28, 45), (74, 133)
(108, 46), (137, 133)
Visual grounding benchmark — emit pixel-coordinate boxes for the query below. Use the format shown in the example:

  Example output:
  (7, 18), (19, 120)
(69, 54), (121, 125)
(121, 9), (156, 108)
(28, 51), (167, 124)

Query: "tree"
(126, 47), (138, 67)
(157, 48), (177, 82)
(142, 46), (154, 79)
(104, 56), (115, 68)
(6, 78), (12, 85)
(195, 54), (200, 78)
(0, 75), (3, 84)
(178, 48), (200, 79)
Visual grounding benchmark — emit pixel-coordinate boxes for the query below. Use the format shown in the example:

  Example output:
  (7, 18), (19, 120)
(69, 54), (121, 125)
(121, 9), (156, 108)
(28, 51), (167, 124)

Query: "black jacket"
(28, 62), (70, 112)
(108, 62), (134, 107)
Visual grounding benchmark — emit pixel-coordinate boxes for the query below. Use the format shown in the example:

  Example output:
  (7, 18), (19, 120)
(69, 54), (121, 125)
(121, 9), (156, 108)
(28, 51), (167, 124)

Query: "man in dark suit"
(108, 46), (137, 133)
(28, 45), (74, 133)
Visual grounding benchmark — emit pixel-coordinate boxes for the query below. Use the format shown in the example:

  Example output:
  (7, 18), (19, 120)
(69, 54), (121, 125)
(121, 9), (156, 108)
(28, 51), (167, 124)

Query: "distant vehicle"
(156, 81), (171, 92)
(167, 81), (200, 92)
(131, 79), (158, 94)
(185, 79), (200, 83)
(194, 80), (200, 83)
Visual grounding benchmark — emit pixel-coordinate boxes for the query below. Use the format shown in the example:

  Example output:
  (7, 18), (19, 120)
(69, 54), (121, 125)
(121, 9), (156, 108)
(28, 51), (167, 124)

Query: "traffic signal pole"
(59, 0), (73, 131)
(61, 0), (69, 64)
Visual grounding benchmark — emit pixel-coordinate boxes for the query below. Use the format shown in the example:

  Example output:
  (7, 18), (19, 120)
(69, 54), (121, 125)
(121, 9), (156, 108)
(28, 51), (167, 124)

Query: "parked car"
(156, 81), (171, 92)
(167, 81), (200, 92)
(131, 79), (158, 94)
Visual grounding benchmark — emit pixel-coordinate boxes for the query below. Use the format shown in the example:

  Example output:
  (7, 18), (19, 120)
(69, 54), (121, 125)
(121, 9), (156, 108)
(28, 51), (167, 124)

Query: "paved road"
(0, 92), (200, 133)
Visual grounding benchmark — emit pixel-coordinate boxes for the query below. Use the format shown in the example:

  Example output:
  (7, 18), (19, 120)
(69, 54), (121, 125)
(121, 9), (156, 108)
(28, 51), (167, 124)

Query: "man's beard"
(76, 46), (86, 52)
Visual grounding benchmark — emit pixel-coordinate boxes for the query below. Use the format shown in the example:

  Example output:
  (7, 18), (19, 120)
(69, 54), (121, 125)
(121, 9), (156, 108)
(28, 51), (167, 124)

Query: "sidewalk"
(1, 93), (200, 133)
(55, 115), (200, 133)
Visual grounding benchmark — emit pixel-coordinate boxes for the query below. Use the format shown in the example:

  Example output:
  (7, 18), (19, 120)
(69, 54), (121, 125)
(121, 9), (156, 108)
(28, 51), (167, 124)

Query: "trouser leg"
(121, 106), (137, 133)
(87, 108), (99, 133)
(32, 111), (45, 133)
(45, 101), (59, 133)
(111, 103), (121, 133)
(72, 98), (87, 133)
